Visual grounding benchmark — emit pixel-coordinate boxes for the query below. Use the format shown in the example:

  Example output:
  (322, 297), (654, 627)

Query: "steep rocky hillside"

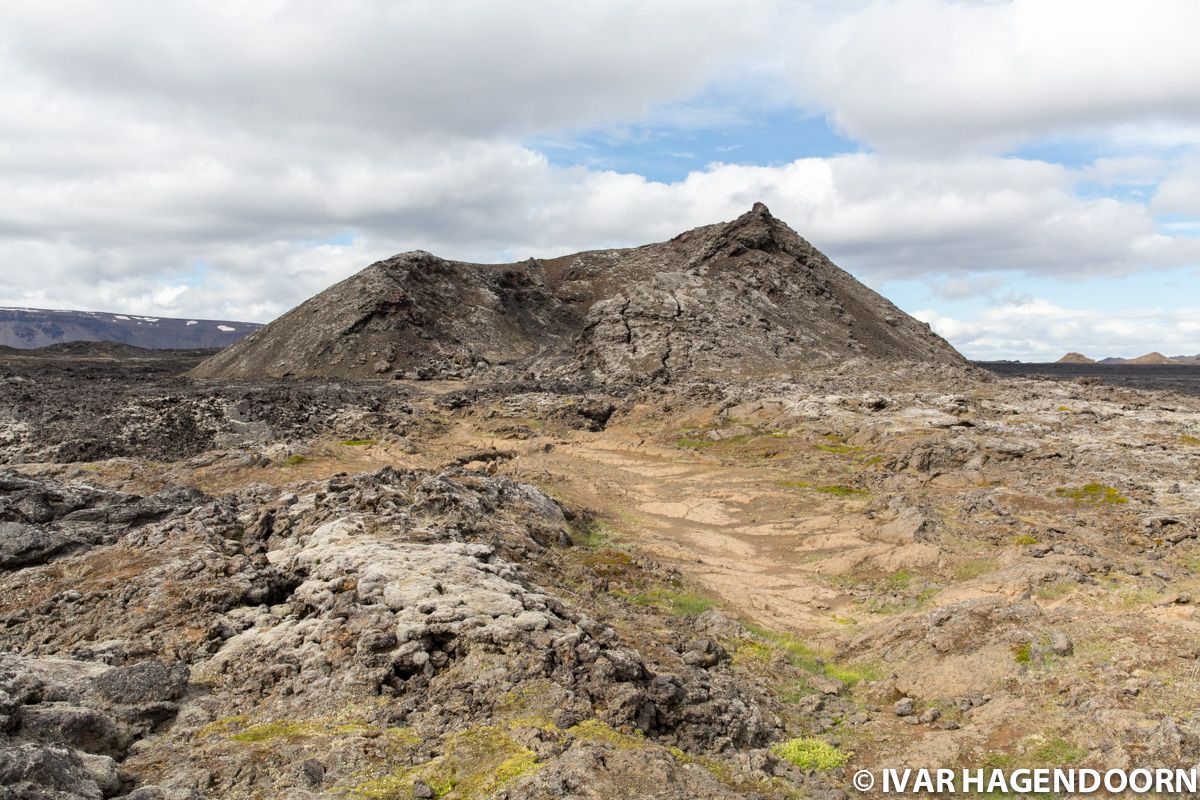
(191, 204), (963, 383)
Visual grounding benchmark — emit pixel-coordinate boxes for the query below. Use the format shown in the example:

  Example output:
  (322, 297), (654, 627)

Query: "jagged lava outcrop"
(190, 204), (964, 383)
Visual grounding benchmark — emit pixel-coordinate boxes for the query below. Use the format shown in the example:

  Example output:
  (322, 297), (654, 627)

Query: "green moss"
(1181, 434), (1200, 446)
(771, 737), (849, 771)
(1055, 483), (1127, 504)
(578, 548), (633, 577)
(1014, 533), (1039, 546)
(1012, 642), (1033, 664)
(340, 438), (374, 446)
(283, 454), (306, 466)
(815, 442), (862, 455)
(676, 436), (718, 449)
(228, 719), (370, 743)
(194, 714), (249, 739)
(567, 719), (645, 749)
(348, 725), (544, 799)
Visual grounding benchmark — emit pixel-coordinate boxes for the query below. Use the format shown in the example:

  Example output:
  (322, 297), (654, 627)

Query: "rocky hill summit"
(191, 204), (964, 383)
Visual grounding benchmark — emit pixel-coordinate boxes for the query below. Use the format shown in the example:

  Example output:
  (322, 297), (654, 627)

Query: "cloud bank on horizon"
(1, 0), (1198, 361)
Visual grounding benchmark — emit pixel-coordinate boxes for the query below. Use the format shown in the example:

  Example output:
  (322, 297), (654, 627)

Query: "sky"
(1, 0), (1199, 361)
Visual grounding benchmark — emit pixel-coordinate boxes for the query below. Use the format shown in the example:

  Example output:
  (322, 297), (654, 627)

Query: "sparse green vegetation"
(1011, 642), (1033, 664)
(741, 624), (877, 686)
(771, 737), (849, 771)
(1055, 483), (1127, 504)
(1181, 434), (1200, 446)
(339, 438), (374, 446)
(283, 454), (306, 466)
(676, 436), (718, 449)
(1014, 533), (1039, 546)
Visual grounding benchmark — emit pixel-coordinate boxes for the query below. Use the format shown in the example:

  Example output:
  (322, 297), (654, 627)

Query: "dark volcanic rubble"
(190, 204), (964, 383)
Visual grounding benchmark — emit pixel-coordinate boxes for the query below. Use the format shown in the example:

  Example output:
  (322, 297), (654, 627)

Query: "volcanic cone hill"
(190, 203), (964, 383)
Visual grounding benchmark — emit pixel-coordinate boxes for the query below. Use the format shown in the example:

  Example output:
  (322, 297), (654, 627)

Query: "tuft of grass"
(1014, 533), (1039, 546)
(1012, 642), (1033, 664)
(953, 558), (998, 581)
(777, 479), (868, 497)
(574, 520), (618, 549)
(815, 484), (869, 498)
(779, 678), (816, 703)
(1035, 581), (1077, 601)
(1030, 736), (1085, 765)
(631, 588), (714, 617)
(283, 454), (306, 466)
(1055, 483), (1127, 504)
(340, 438), (374, 446)
(771, 737), (849, 771)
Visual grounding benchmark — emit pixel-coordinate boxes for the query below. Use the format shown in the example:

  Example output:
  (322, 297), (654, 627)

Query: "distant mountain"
(1126, 351), (1174, 365)
(1058, 351), (1200, 365)
(0, 307), (262, 350)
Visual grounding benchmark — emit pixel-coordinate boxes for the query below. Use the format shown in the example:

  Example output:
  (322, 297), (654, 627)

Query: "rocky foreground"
(3, 346), (1200, 799)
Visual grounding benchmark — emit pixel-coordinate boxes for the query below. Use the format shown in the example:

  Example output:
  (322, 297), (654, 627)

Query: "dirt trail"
(478, 426), (934, 642)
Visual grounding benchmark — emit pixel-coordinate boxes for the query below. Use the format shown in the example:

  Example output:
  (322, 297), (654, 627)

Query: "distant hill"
(190, 203), (965, 383)
(0, 307), (262, 349)
(1057, 351), (1200, 365)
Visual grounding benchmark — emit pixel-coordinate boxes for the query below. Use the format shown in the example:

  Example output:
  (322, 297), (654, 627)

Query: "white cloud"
(784, 0), (1200, 154)
(916, 300), (1200, 361)
(2, 145), (1199, 321)
(1153, 155), (1200, 216)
